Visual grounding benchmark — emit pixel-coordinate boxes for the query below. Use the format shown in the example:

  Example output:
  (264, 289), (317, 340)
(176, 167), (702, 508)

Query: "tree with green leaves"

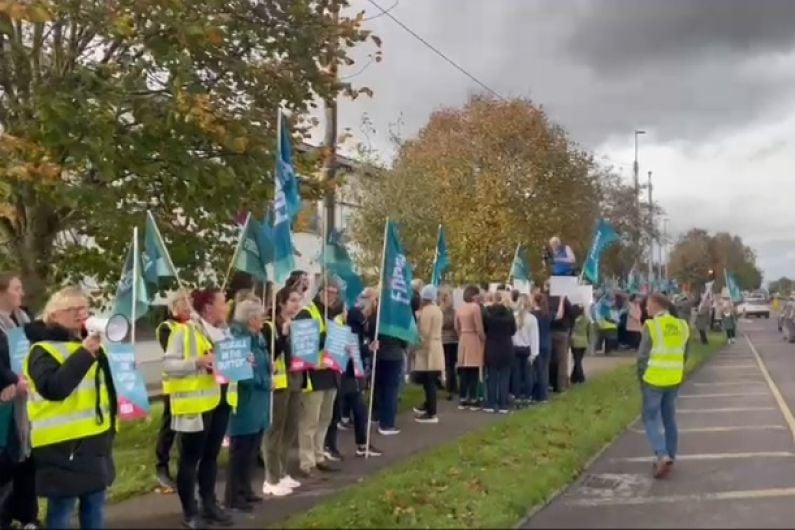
(0, 0), (379, 308)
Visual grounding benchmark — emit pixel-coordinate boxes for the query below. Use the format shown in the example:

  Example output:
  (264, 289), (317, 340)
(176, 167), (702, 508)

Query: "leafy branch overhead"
(0, 0), (379, 307)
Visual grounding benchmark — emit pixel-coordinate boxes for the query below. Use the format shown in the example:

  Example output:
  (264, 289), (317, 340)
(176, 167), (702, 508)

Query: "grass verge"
(109, 382), (427, 502)
(281, 335), (725, 529)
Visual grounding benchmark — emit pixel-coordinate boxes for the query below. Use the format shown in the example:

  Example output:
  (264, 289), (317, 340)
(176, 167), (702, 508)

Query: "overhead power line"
(366, 0), (505, 101)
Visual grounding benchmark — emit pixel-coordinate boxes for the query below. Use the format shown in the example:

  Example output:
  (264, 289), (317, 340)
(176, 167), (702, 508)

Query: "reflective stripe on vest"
(24, 341), (113, 448)
(643, 314), (689, 387)
(158, 320), (178, 395)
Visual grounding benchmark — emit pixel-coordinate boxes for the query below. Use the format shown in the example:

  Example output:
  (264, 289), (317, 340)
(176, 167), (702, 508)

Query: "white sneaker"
(281, 475), (301, 489)
(262, 481), (293, 497)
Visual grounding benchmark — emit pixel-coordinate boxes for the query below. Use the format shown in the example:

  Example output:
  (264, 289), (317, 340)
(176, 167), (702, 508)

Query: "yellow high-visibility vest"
(268, 321), (288, 391)
(165, 322), (237, 415)
(643, 313), (690, 387)
(157, 320), (179, 395)
(24, 341), (113, 448)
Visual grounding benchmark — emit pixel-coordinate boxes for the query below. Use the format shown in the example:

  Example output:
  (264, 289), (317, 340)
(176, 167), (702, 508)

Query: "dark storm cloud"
(567, 0), (795, 73)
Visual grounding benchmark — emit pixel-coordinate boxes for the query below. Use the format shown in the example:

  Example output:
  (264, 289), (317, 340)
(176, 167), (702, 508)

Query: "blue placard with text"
(290, 319), (320, 371)
(214, 337), (254, 382)
(6, 327), (29, 375)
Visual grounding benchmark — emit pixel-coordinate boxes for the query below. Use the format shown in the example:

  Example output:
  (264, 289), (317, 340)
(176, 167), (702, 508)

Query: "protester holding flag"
(262, 287), (305, 497)
(455, 285), (486, 410)
(0, 273), (37, 529)
(294, 280), (343, 475)
(412, 285), (445, 424)
(164, 288), (236, 528)
(225, 299), (270, 512)
(439, 287), (459, 400)
(23, 287), (117, 529)
(153, 289), (192, 492)
(483, 291), (518, 413)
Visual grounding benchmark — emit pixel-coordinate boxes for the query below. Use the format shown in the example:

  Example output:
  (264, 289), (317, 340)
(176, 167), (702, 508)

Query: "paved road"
(523, 317), (795, 528)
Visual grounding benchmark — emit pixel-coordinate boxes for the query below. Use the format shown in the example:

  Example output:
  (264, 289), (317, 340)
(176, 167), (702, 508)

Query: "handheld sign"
(290, 319), (320, 371)
(348, 330), (365, 378)
(6, 327), (29, 375)
(105, 343), (150, 421)
(322, 320), (350, 372)
(214, 337), (254, 382)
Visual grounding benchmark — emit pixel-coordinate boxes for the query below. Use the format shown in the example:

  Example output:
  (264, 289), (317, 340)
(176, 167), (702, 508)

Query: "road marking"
(692, 381), (765, 387)
(679, 392), (769, 398)
(678, 407), (776, 413)
(566, 487), (795, 507)
(629, 425), (786, 434)
(703, 364), (757, 369)
(616, 451), (795, 463)
(745, 334), (795, 444)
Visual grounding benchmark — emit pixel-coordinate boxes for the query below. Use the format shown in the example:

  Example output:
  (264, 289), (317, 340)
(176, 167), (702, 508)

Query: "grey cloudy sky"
(321, 0), (795, 282)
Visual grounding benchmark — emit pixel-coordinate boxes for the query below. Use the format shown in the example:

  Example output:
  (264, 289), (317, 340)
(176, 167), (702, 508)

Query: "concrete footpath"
(523, 318), (795, 529)
(107, 354), (632, 528)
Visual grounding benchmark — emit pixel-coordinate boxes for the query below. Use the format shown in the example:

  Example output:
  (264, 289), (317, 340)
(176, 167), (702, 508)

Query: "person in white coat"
(512, 294), (540, 407)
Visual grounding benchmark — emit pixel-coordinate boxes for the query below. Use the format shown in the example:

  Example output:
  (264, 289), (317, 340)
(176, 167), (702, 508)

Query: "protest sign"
(214, 337), (253, 382)
(105, 343), (150, 421)
(348, 330), (365, 377)
(290, 319), (320, 371)
(6, 327), (29, 375)
(322, 319), (350, 372)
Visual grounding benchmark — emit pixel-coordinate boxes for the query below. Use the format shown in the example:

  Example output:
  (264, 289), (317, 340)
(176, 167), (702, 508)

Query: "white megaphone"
(84, 314), (131, 343)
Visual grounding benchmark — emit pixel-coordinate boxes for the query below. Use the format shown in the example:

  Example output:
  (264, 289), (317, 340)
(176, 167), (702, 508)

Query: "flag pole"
(269, 277), (277, 426)
(221, 213), (251, 292)
(506, 242), (519, 287)
(365, 217), (390, 459)
(432, 224), (441, 286)
(322, 202), (329, 322)
(131, 228), (139, 346)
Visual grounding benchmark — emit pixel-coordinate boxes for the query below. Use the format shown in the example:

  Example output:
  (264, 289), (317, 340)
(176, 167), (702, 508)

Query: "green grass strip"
(282, 335), (725, 529)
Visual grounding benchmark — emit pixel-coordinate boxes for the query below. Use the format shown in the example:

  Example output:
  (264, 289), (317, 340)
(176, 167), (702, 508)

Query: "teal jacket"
(228, 323), (271, 437)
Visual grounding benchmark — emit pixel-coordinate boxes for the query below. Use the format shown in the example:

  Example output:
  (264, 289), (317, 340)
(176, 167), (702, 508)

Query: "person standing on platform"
(548, 237), (577, 276)
(154, 290), (192, 492)
(638, 293), (690, 479)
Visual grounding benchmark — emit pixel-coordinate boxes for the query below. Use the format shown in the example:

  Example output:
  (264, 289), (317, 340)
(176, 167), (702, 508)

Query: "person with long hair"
(530, 293), (555, 404)
(626, 295), (644, 350)
(24, 287), (117, 529)
(455, 285), (486, 410)
(0, 273), (38, 529)
(412, 285), (445, 423)
(262, 287), (305, 496)
(483, 291), (517, 413)
(512, 294), (539, 407)
(439, 288), (459, 400)
(164, 288), (236, 528)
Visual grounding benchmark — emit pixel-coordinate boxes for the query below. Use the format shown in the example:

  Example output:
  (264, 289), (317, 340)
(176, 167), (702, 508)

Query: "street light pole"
(661, 218), (669, 280)
(647, 170), (654, 281)
(633, 129), (646, 264)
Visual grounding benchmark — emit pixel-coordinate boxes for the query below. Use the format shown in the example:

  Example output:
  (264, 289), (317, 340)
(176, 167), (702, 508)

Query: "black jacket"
(363, 312), (407, 362)
(483, 305), (517, 369)
(296, 298), (343, 391)
(24, 320), (118, 497)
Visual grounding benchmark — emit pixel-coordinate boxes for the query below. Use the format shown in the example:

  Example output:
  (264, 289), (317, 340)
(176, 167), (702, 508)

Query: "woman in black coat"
(483, 291), (517, 413)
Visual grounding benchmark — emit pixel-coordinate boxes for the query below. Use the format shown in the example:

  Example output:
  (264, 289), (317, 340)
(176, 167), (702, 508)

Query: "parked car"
(740, 296), (771, 319)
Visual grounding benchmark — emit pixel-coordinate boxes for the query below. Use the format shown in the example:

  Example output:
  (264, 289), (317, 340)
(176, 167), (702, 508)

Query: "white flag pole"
(131, 228), (139, 346)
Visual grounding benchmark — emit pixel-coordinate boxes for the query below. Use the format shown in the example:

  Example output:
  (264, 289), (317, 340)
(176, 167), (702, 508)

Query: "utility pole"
(647, 170), (654, 281)
(661, 218), (669, 280)
(633, 129), (646, 265)
(321, 3), (340, 238)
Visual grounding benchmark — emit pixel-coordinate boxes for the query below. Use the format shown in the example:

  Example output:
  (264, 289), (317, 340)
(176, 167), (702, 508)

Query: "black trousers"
(699, 329), (709, 345)
(415, 372), (439, 416)
(0, 454), (37, 526)
(443, 343), (458, 395)
(156, 397), (176, 472)
(340, 390), (368, 446)
(176, 401), (231, 518)
(570, 347), (586, 384)
(225, 431), (262, 507)
(726, 328), (736, 340)
(458, 367), (479, 403)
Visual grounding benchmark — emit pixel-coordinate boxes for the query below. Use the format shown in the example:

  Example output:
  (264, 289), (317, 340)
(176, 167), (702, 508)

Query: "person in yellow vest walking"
(154, 289), (192, 492)
(163, 288), (237, 529)
(637, 292), (690, 479)
(23, 287), (117, 529)
(295, 280), (343, 477)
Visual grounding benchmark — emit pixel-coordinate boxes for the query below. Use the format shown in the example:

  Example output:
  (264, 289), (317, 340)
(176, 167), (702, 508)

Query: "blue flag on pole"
(726, 270), (742, 302)
(272, 166), (296, 284)
(325, 229), (365, 309)
(233, 215), (269, 282)
(582, 219), (621, 285)
(111, 233), (149, 322)
(277, 112), (301, 220)
(379, 220), (419, 345)
(510, 243), (531, 282)
(143, 212), (178, 286)
(431, 225), (450, 287)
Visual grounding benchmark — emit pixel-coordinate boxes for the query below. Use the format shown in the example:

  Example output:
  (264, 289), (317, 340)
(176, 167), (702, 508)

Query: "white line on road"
(745, 334), (795, 444)
(678, 392), (770, 398)
(615, 452), (795, 463)
(566, 487), (795, 507)
(678, 407), (776, 413)
(629, 425), (786, 434)
(692, 381), (765, 387)
(702, 365), (758, 369)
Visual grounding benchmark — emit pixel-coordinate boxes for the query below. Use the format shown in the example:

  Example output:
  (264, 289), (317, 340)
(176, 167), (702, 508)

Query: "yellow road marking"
(745, 334), (795, 444)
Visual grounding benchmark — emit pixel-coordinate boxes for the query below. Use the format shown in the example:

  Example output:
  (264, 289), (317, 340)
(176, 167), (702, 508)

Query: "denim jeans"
(511, 348), (532, 400)
(532, 350), (551, 402)
(486, 366), (512, 410)
(642, 384), (679, 459)
(375, 359), (403, 429)
(46, 489), (106, 529)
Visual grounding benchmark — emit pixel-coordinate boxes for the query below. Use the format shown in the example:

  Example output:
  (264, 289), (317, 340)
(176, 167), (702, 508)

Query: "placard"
(348, 330), (365, 377)
(105, 343), (150, 421)
(6, 327), (29, 375)
(214, 337), (254, 382)
(322, 320), (350, 372)
(290, 319), (320, 371)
